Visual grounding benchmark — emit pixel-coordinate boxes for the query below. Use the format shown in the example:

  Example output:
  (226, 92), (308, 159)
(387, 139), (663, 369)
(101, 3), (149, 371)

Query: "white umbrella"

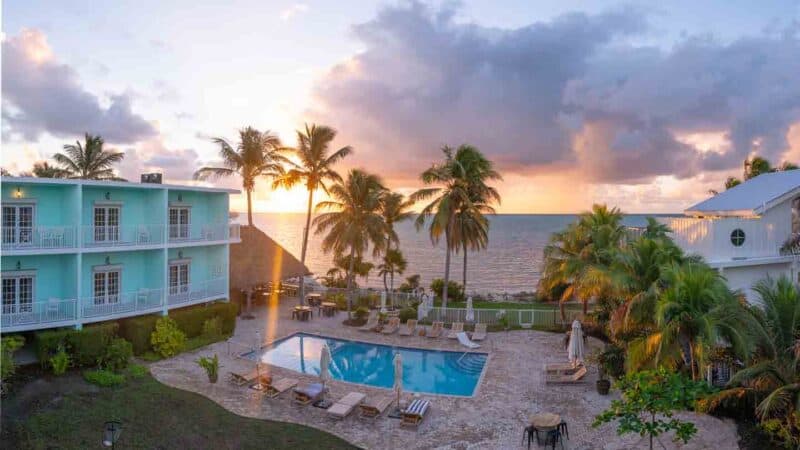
(393, 353), (403, 407)
(320, 344), (331, 393)
(568, 320), (585, 368)
(380, 291), (387, 313)
(465, 296), (475, 322)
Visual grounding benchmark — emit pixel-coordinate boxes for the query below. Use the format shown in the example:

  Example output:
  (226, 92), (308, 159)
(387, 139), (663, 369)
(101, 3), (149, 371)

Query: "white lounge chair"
(358, 311), (379, 332)
(471, 323), (487, 341)
(399, 319), (417, 336)
(456, 332), (480, 349)
(447, 322), (464, 339)
(327, 392), (366, 419)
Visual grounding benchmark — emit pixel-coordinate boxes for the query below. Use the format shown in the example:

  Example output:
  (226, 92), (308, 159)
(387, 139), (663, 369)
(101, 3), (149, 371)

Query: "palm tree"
(313, 169), (386, 318)
(701, 277), (799, 422)
(194, 127), (285, 227)
(54, 134), (125, 180)
(452, 201), (491, 294)
(31, 161), (69, 178)
(378, 248), (408, 304)
(274, 124), (352, 306)
(627, 262), (752, 380)
(378, 191), (414, 251)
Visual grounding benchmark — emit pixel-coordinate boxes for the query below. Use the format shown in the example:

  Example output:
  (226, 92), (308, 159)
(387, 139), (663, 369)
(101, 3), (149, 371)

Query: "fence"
(318, 287), (419, 308)
(419, 306), (584, 328)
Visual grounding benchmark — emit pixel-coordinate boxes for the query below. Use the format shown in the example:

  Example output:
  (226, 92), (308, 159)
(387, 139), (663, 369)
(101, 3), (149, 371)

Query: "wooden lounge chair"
(228, 368), (262, 386)
(447, 322), (464, 339)
(426, 322), (444, 338)
(400, 399), (431, 428)
(471, 323), (487, 341)
(358, 395), (393, 420)
(399, 319), (417, 336)
(545, 362), (583, 375)
(358, 311), (380, 332)
(264, 378), (298, 398)
(327, 392), (366, 419)
(545, 366), (588, 384)
(292, 382), (325, 405)
(381, 317), (401, 334)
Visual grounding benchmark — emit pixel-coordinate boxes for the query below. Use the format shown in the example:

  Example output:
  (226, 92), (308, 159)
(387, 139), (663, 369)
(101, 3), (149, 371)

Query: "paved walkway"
(149, 300), (740, 449)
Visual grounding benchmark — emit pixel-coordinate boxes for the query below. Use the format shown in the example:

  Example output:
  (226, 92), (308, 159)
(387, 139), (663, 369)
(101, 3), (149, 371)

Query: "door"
(2, 204), (34, 245)
(2, 274), (34, 314)
(93, 269), (121, 304)
(169, 261), (190, 298)
(169, 207), (190, 239)
(94, 206), (120, 242)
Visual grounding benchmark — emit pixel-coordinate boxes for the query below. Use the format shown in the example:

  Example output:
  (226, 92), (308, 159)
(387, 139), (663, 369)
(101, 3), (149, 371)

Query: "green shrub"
(354, 306), (369, 321)
(127, 364), (148, 379)
(210, 301), (238, 335)
(202, 317), (222, 338)
(327, 293), (347, 310)
(1, 335), (25, 382)
(169, 301), (238, 339)
(69, 323), (118, 366)
(50, 348), (70, 375)
(83, 369), (125, 387)
(34, 328), (73, 365)
(399, 307), (417, 323)
(196, 354), (220, 383)
(100, 338), (133, 372)
(118, 314), (159, 355)
(430, 279), (463, 301)
(151, 317), (186, 358)
(598, 344), (626, 380)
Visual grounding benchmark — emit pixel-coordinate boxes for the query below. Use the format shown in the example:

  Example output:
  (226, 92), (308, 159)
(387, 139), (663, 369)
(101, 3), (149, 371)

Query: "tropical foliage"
(54, 133), (125, 180)
(378, 248), (407, 300)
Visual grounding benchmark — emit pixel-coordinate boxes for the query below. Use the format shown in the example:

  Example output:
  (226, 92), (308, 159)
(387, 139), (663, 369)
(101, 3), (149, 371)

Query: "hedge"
(34, 322), (118, 366)
(118, 314), (160, 355)
(170, 302), (238, 338)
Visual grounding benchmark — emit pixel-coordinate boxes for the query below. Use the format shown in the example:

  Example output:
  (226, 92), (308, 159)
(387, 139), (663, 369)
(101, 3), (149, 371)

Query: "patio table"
(320, 302), (337, 317)
(292, 306), (313, 321)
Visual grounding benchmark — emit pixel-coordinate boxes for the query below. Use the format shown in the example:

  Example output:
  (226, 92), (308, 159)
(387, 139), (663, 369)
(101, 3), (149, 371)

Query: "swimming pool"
(241, 333), (488, 397)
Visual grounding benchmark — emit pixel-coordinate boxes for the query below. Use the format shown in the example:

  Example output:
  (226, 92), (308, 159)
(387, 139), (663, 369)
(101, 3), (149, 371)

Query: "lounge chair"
(358, 311), (380, 332)
(292, 382), (325, 405)
(447, 322), (464, 339)
(228, 368), (263, 386)
(399, 319), (417, 336)
(426, 322), (444, 338)
(456, 332), (480, 349)
(545, 366), (588, 384)
(471, 323), (487, 341)
(545, 362), (583, 375)
(264, 377), (298, 398)
(381, 317), (400, 334)
(358, 395), (393, 420)
(400, 399), (431, 428)
(327, 392), (366, 419)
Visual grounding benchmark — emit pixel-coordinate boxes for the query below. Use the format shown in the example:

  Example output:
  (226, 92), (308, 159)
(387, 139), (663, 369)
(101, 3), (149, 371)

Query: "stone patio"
(149, 301), (741, 449)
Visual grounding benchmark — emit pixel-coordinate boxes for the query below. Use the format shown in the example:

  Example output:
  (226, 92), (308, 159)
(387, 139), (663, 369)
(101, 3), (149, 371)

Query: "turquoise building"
(1, 177), (240, 332)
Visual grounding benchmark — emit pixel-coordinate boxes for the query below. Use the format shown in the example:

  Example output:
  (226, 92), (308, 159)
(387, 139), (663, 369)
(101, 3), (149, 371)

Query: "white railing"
(168, 278), (226, 306)
(319, 287), (420, 308)
(82, 288), (164, 319)
(167, 223), (232, 243)
(1, 298), (78, 329)
(419, 306), (583, 327)
(82, 224), (164, 248)
(1, 226), (78, 251)
(229, 223), (241, 241)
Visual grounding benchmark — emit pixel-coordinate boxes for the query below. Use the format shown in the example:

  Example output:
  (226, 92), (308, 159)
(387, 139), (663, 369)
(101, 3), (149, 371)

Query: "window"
(93, 267), (121, 305)
(730, 228), (746, 247)
(2, 204), (34, 245)
(2, 273), (34, 314)
(94, 205), (120, 242)
(169, 206), (190, 239)
(169, 260), (190, 296)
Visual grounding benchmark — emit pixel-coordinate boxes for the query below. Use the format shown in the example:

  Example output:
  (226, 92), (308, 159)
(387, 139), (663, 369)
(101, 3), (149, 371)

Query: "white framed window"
(2, 203), (35, 245)
(169, 259), (190, 296)
(93, 265), (121, 305)
(94, 204), (121, 242)
(1, 271), (35, 314)
(169, 206), (191, 239)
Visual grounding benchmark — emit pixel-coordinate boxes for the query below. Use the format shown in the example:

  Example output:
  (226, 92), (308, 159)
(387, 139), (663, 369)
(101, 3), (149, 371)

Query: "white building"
(661, 170), (800, 301)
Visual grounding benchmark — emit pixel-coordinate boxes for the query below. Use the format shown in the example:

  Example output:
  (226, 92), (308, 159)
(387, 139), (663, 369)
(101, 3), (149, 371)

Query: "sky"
(2, 0), (800, 214)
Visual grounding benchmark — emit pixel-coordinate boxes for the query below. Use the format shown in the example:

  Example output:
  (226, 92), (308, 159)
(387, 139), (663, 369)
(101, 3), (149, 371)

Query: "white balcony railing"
(82, 225), (164, 248)
(1, 226), (78, 251)
(82, 288), (164, 319)
(168, 278), (226, 306)
(168, 223), (236, 243)
(229, 223), (241, 241)
(1, 298), (78, 329)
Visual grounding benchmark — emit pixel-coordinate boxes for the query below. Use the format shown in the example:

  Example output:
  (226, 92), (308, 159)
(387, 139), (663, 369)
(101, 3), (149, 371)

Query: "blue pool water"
(242, 333), (488, 397)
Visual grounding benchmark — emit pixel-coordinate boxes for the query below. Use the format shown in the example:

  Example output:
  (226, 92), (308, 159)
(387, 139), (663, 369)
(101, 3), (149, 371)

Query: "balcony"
(82, 225), (164, 248)
(168, 278), (226, 306)
(167, 223), (240, 244)
(82, 288), (164, 320)
(1, 298), (78, 332)
(1, 226), (78, 252)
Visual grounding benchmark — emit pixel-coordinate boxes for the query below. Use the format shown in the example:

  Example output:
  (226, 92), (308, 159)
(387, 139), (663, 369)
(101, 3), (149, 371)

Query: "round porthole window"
(730, 229), (746, 247)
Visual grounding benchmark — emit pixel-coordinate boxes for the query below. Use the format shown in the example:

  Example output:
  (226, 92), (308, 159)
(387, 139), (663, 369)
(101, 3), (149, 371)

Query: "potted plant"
(596, 366), (611, 395)
(197, 354), (220, 384)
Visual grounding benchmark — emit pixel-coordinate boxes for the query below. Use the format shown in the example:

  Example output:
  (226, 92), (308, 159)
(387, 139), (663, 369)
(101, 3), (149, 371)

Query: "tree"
(398, 274), (421, 293)
(54, 134), (125, 180)
(378, 191), (414, 251)
(330, 253), (374, 287)
(274, 124), (352, 306)
(724, 176), (741, 190)
(31, 161), (69, 178)
(378, 248), (407, 304)
(194, 127), (285, 227)
(313, 169), (386, 318)
(593, 369), (711, 450)
(745, 156), (772, 180)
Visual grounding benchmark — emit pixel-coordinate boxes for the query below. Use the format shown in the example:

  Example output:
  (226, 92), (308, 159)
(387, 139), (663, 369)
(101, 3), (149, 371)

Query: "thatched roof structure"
(229, 225), (309, 291)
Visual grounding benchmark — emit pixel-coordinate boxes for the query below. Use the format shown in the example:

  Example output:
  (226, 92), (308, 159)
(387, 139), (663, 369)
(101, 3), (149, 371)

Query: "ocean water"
(246, 213), (675, 295)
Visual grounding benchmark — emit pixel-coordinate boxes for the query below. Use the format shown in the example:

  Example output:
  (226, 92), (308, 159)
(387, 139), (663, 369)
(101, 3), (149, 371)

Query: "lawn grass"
(4, 370), (357, 450)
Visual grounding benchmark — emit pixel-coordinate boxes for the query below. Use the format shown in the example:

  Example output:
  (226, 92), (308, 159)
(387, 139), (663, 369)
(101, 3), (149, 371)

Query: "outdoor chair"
(292, 382), (325, 405)
(358, 311), (379, 332)
(398, 319), (417, 336)
(264, 378), (298, 398)
(471, 323), (487, 341)
(358, 395), (393, 420)
(381, 317), (400, 334)
(326, 392), (366, 419)
(400, 399), (430, 428)
(545, 366), (587, 384)
(426, 322), (444, 338)
(447, 322), (464, 339)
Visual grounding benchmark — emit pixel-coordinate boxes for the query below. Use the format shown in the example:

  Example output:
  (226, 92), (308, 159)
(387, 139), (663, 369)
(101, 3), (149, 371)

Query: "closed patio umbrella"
(465, 296), (474, 322)
(380, 290), (387, 313)
(320, 344), (331, 394)
(393, 353), (403, 407)
(568, 320), (584, 368)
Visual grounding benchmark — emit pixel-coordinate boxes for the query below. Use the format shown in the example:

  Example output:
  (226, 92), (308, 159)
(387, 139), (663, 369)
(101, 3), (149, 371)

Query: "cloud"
(2, 29), (157, 143)
(119, 138), (201, 183)
(280, 3), (309, 21)
(308, 2), (800, 185)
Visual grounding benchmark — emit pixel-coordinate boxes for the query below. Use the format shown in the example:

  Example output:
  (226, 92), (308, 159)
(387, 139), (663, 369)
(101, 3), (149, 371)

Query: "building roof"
(0, 176), (240, 194)
(686, 170), (800, 217)
(229, 225), (310, 291)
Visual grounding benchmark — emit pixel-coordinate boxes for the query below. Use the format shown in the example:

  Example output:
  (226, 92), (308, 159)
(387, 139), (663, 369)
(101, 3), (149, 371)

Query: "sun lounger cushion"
(401, 399), (430, 426)
(266, 378), (297, 397)
(327, 392), (366, 418)
(359, 396), (393, 418)
(294, 382), (324, 397)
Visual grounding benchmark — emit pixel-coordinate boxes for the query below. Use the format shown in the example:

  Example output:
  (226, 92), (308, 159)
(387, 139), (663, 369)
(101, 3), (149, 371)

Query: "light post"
(102, 421), (122, 449)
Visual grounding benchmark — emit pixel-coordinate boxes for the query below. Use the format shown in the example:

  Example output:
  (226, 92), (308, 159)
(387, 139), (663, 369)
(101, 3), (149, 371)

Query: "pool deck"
(150, 300), (741, 449)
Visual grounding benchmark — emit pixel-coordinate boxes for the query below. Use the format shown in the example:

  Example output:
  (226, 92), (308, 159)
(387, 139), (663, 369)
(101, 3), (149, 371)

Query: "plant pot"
(208, 373), (218, 384)
(596, 379), (611, 395)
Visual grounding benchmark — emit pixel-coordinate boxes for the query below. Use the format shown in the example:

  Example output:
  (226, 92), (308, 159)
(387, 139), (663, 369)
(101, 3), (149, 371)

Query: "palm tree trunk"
(443, 229), (451, 309)
(246, 188), (253, 227)
(383, 272), (389, 295)
(298, 189), (314, 307)
(462, 243), (468, 296)
(346, 247), (356, 320)
(390, 271), (395, 309)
